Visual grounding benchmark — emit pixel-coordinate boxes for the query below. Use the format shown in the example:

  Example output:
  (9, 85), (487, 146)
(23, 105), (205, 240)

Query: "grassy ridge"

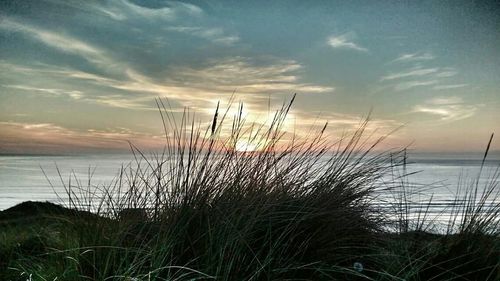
(1, 98), (499, 280)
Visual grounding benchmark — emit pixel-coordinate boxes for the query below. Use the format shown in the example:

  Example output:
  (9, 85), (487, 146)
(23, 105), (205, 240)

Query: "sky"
(0, 0), (499, 154)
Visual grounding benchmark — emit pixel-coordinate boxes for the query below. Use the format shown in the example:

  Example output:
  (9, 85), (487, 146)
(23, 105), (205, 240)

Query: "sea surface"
(1, 153), (499, 224)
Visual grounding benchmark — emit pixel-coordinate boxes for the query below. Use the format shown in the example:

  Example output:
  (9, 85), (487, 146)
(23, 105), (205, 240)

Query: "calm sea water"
(1, 153), (499, 214)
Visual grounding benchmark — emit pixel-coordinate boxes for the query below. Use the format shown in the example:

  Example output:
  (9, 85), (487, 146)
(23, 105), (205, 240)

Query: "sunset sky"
(1, 0), (499, 154)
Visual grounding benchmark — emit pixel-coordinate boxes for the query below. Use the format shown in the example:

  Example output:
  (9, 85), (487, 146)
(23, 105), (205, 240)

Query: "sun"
(234, 139), (260, 152)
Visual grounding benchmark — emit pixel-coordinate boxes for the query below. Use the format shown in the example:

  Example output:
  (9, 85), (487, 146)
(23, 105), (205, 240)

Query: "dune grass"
(0, 97), (499, 280)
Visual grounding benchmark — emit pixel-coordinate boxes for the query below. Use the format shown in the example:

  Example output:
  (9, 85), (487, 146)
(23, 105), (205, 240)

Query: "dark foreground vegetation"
(1, 98), (499, 280)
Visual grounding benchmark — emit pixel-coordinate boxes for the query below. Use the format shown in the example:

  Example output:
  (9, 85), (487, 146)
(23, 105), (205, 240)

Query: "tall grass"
(2, 97), (499, 280)
(380, 135), (500, 280)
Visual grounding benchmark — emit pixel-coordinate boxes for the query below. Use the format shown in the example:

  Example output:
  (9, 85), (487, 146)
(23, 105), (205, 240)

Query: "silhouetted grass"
(0, 97), (498, 280)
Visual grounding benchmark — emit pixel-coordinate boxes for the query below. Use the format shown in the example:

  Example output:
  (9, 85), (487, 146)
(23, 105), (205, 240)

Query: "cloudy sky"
(1, 0), (499, 154)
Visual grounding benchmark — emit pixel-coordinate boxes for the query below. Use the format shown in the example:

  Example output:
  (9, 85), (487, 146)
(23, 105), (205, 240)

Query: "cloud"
(327, 34), (368, 52)
(166, 26), (240, 45)
(49, 0), (203, 22)
(425, 97), (464, 105)
(0, 18), (119, 72)
(4, 85), (84, 100)
(381, 54), (462, 92)
(394, 80), (439, 91)
(433, 84), (468, 90)
(434, 67), (458, 78)
(94, 57), (333, 110)
(393, 52), (435, 63)
(413, 97), (479, 122)
(118, 0), (182, 20)
(167, 57), (333, 94)
(381, 67), (439, 81)
(0, 0), (222, 75)
(0, 18), (100, 55)
(1, 56), (333, 111)
(0, 121), (165, 154)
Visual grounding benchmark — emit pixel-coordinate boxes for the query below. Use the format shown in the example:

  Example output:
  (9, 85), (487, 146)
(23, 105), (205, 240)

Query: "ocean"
(1, 153), (499, 223)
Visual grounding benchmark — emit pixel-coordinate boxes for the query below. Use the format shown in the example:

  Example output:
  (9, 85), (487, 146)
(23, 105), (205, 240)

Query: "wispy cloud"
(381, 67), (439, 81)
(168, 57), (334, 94)
(0, 18), (101, 55)
(413, 97), (479, 122)
(166, 26), (239, 45)
(1, 56), (333, 111)
(52, 0), (203, 22)
(394, 80), (439, 91)
(425, 97), (464, 105)
(98, 57), (333, 110)
(0, 121), (164, 154)
(434, 67), (458, 78)
(117, 0), (197, 20)
(4, 85), (84, 100)
(327, 34), (368, 52)
(393, 52), (435, 63)
(0, 18), (119, 72)
(432, 84), (468, 90)
(381, 53), (463, 92)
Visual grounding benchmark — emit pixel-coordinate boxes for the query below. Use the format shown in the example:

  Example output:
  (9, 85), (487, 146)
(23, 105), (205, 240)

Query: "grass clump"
(0, 97), (499, 280)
